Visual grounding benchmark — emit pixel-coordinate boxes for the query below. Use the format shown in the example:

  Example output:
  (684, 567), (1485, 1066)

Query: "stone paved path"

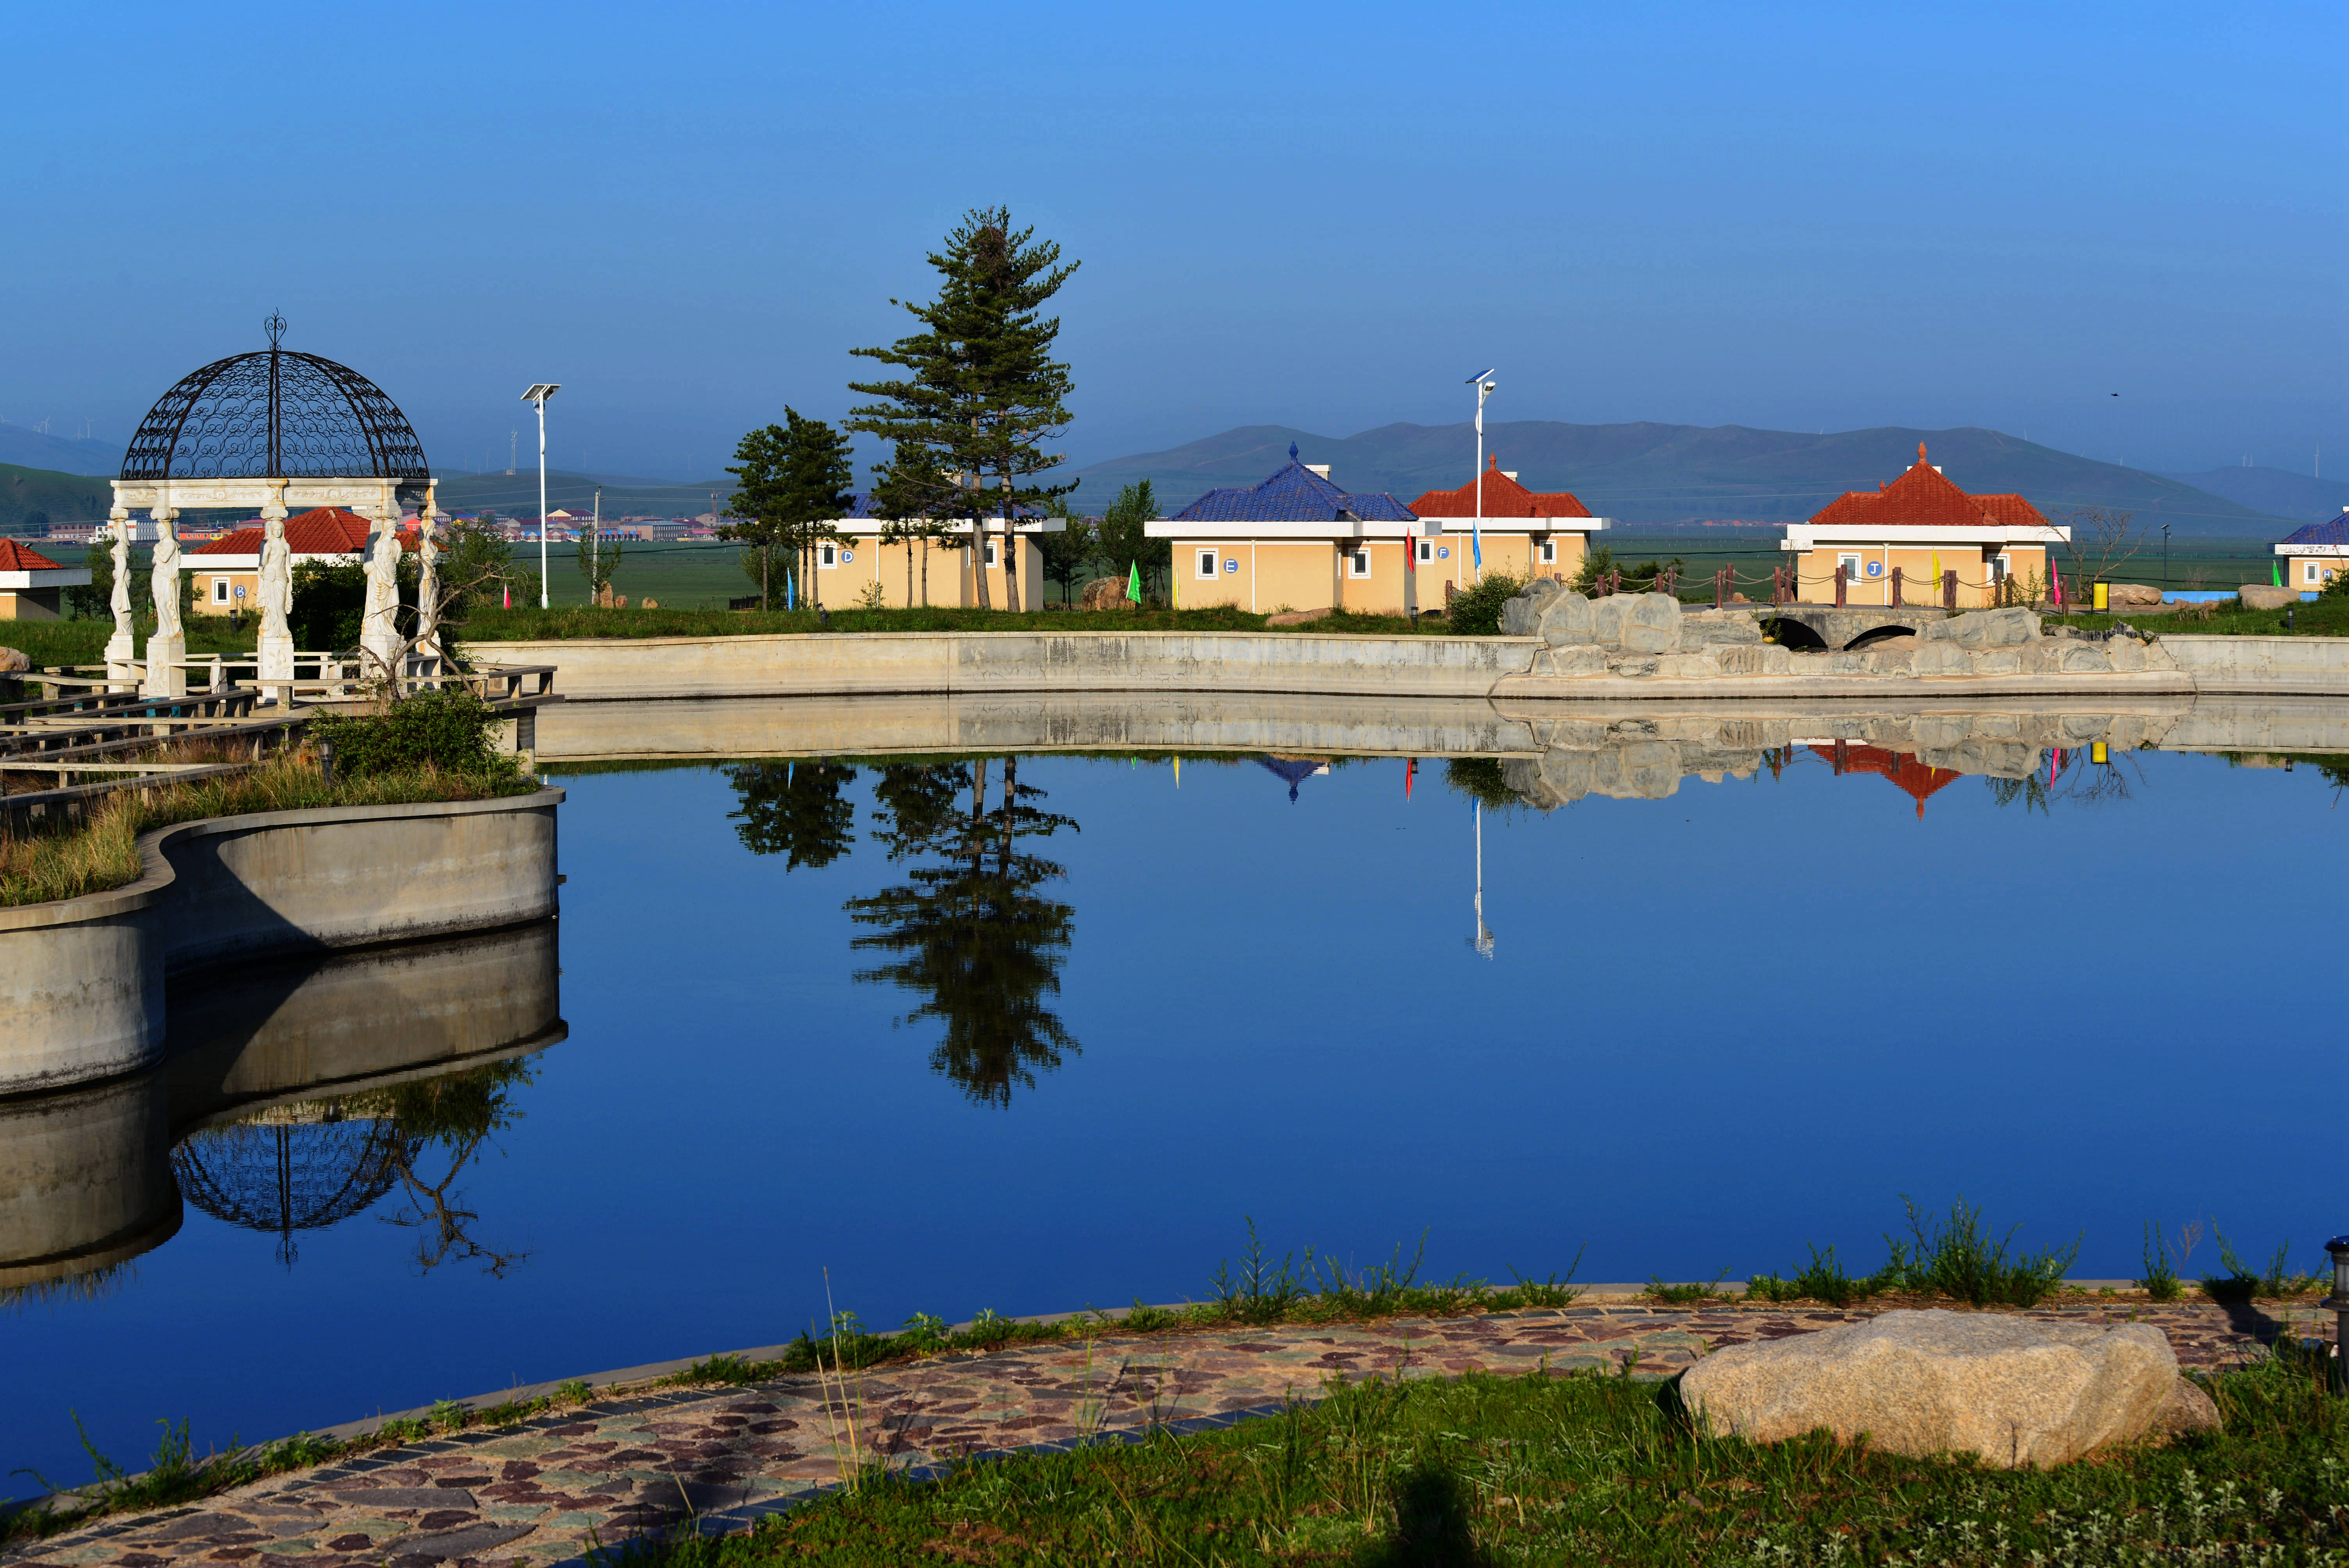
(9, 1299), (2331, 1568)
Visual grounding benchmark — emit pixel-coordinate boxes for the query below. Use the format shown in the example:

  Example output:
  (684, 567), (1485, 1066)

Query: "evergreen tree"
(1036, 499), (1097, 604)
(847, 208), (1079, 611)
(869, 441), (958, 608)
(722, 410), (855, 610)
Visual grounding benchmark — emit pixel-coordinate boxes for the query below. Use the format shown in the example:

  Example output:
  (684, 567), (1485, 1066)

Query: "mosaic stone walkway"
(9, 1298), (2331, 1568)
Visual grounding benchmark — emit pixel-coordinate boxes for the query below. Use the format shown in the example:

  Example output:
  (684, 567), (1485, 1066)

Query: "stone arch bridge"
(1764, 604), (1959, 650)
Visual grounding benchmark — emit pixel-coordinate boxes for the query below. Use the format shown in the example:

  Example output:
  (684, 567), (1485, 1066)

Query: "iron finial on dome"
(1289, 442), (1299, 461)
(1918, 440), (1928, 464)
(265, 310), (287, 349)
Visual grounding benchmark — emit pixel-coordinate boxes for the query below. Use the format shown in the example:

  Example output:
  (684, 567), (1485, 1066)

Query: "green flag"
(1126, 559), (1142, 604)
(2271, 559), (2283, 588)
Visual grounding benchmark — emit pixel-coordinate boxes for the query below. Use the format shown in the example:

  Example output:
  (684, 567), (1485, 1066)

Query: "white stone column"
(358, 500), (403, 679)
(142, 510), (186, 699)
(103, 506), (137, 690)
(257, 480), (294, 687)
(415, 505), (444, 673)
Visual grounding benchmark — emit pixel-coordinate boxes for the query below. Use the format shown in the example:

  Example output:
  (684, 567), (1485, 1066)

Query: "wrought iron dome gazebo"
(170, 1115), (413, 1269)
(121, 314), (429, 483)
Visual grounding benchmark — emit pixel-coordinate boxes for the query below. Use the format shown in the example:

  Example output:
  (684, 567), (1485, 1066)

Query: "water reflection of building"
(1256, 755), (1329, 802)
(0, 923), (561, 1298)
(1805, 740), (1964, 819)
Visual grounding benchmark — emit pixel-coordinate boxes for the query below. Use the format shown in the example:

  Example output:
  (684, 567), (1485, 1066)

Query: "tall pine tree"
(847, 208), (1078, 610)
(722, 409), (854, 610)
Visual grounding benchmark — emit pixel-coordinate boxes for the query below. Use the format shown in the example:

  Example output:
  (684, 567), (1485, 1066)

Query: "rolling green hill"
(433, 470), (733, 517)
(1070, 422), (2298, 538)
(0, 462), (110, 535)
(2155, 466), (2349, 524)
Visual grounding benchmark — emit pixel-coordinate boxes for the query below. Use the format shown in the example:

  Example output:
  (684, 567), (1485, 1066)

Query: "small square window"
(1838, 554), (1861, 579)
(1197, 549), (1219, 579)
(1347, 549), (1371, 579)
(1415, 539), (1433, 563)
(2306, 562), (2320, 583)
(818, 542), (838, 568)
(1991, 556), (2009, 582)
(212, 578), (229, 602)
(1538, 539), (1558, 565)
(984, 541), (999, 568)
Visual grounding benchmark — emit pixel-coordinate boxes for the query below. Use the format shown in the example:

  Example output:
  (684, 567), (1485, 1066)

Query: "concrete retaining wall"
(0, 790), (562, 1098)
(482, 631), (1539, 701)
(2158, 635), (2349, 695)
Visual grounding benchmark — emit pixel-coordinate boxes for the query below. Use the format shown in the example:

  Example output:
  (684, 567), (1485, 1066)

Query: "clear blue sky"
(4, 1), (2341, 481)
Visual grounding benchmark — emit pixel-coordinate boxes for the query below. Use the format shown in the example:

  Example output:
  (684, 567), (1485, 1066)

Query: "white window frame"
(1991, 554), (2009, 583)
(982, 540), (999, 568)
(1537, 538), (1558, 565)
(1416, 539), (1433, 563)
(818, 541), (838, 569)
(212, 577), (230, 603)
(1196, 548), (1219, 580)
(1347, 549), (1371, 579)
(1838, 552), (1862, 580)
(2306, 561), (2321, 584)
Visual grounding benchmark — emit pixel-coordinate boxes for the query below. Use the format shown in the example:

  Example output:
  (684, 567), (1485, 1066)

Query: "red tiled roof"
(191, 507), (388, 557)
(1408, 457), (1592, 519)
(0, 539), (66, 571)
(1807, 444), (2050, 530)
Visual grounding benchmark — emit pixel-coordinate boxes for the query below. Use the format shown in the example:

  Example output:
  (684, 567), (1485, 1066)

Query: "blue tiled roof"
(838, 493), (1045, 521)
(2280, 513), (2349, 547)
(1170, 445), (1417, 524)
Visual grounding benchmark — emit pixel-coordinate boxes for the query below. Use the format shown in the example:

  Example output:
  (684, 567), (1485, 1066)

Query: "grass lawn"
(2049, 591), (2349, 640)
(0, 618), (255, 670)
(622, 1353), (2345, 1566)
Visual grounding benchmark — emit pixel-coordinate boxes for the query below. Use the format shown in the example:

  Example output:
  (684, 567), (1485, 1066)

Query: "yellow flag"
(1931, 551), (1942, 594)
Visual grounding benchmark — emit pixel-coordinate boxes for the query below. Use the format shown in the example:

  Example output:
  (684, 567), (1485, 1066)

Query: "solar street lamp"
(1466, 370), (1496, 583)
(521, 383), (561, 608)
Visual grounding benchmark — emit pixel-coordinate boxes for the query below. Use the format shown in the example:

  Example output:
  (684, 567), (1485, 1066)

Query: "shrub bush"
(308, 689), (507, 779)
(1445, 570), (1525, 635)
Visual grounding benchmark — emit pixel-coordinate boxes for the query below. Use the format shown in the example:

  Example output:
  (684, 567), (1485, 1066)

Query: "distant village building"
(0, 539), (89, 620)
(2274, 510), (2348, 597)
(1144, 446), (1422, 614)
(1404, 458), (1609, 594)
(1781, 444), (2067, 607)
(185, 507), (397, 616)
(813, 498), (1062, 609)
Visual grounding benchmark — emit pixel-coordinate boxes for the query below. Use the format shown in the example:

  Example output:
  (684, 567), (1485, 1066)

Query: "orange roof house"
(1809, 742), (1963, 820)
(0, 537), (90, 622)
(1780, 444), (2068, 608)
(1404, 455), (1612, 590)
(182, 507), (409, 616)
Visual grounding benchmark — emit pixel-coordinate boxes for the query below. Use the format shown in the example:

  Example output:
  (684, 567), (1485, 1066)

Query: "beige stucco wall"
(820, 533), (1045, 610)
(0, 789), (563, 1096)
(0, 588), (64, 620)
(1170, 532), (1590, 615)
(191, 568), (259, 615)
(2284, 555), (2343, 593)
(1795, 543), (2043, 608)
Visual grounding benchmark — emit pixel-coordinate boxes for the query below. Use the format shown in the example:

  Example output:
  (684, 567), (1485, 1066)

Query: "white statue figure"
(143, 512), (184, 697)
(149, 515), (182, 643)
(105, 510), (136, 689)
(258, 511), (294, 682)
(415, 520), (442, 666)
(359, 511), (403, 672)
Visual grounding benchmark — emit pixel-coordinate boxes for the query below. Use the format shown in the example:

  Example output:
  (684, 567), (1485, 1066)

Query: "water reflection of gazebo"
(1257, 755), (1330, 803)
(169, 1110), (410, 1267)
(1810, 742), (1963, 819)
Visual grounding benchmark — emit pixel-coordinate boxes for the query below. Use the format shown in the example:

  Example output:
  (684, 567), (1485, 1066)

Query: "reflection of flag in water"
(2049, 747), (2062, 788)
(1405, 757), (1416, 800)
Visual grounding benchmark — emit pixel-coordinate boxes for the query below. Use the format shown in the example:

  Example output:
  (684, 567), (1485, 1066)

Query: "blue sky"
(3, 1), (2341, 480)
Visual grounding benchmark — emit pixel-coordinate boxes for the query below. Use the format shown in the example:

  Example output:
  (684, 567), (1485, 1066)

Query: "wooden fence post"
(1890, 566), (1903, 608)
(1834, 565), (1848, 609)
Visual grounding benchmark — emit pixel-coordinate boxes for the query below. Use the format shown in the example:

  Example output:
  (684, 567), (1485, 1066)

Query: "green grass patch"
(2049, 591), (2349, 639)
(599, 1352), (2348, 1566)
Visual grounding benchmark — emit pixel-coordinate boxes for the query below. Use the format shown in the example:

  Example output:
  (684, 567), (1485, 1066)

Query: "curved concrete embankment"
(0, 789), (563, 1098)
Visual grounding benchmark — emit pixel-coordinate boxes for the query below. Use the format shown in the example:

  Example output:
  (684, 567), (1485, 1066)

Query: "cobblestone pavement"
(9, 1298), (2331, 1568)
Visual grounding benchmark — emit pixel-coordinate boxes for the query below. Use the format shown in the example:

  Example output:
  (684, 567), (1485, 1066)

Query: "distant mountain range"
(0, 463), (110, 534)
(2154, 466), (2349, 525)
(1068, 422), (2301, 538)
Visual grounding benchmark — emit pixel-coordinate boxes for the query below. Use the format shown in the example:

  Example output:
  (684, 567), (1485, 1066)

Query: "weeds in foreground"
(1647, 1269), (1734, 1304)
(5, 1418), (337, 1544)
(587, 1354), (2347, 1567)
(2202, 1225), (2325, 1303)
(2142, 1222), (2184, 1302)
(1881, 1194), (2081, 1307)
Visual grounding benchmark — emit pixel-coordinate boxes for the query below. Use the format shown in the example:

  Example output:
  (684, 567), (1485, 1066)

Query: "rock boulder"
(1538, 590), (1596, 646)
(1678, 1309), (2181, 1468)
(0, 648), (28, 674)
(1500, 577), (1565, 636)
(2240, 584), (2298, 610)
(1620, 593), (1682, 654)
(1923, 606), (2041, 648)
(1079, 577), (1130, 611)
(2108, 583), (2164, 608)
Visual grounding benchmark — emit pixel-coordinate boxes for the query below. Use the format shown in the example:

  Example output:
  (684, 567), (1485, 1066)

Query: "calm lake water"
(5, 732), (2345, 1486)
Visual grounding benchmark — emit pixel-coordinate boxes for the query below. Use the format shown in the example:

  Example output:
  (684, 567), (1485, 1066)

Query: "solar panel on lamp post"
(522, 383), (561, 608)
(1466, 370), (1495, 585)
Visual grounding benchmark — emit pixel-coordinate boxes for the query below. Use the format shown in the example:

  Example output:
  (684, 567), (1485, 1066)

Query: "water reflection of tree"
(366, 1059), (536, 1277)
(725, 761), (859, 869)
(846, 759), (1080, 1107)
(1985, 749), (2139, 814)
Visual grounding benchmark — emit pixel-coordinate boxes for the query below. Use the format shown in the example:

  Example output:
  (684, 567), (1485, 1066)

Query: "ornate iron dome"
(119, 313), (431, 482)
(170, 1116), (413, 1267)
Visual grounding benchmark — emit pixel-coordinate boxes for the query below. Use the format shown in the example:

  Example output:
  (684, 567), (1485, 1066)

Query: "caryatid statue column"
(104, 506), (137, 690)
(357, 494), (404, 679)
(142, 508), (185, 698)
(257, 479), (294, 687)
(415, 501), (444, 671)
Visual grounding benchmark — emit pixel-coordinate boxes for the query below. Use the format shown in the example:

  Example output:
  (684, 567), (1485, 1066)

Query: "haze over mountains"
(1069, 423), (2305, 538)
(5, 415), (2324, 540)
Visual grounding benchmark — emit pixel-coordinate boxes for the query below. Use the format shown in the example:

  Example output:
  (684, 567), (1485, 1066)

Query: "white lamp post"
(1467, 369), (1495, 584)
(521, 383), (561, 608)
